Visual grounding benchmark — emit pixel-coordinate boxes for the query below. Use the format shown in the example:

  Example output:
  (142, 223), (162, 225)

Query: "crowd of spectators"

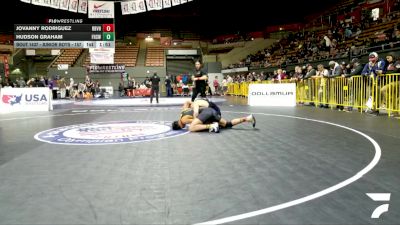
(0, 75), (104, 100)
(227, 51), (400, 113)
(228, 51), (400, 83)
(226, 8), (400, 70)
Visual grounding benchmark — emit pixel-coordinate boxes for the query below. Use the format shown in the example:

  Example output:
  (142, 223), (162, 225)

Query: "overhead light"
(145, 36), (153, 42)
(173, 42), (177, 45)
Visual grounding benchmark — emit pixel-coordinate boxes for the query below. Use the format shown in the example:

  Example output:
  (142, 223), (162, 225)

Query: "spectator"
(274, 69), (287, 82)
(328, 61), (342, 77)
(380, 54), (400, 111)
(18, 77), (26, 87)
(165, 75), (172, 97)
(323, 36), (332, 50)
(39, 76), (46, 87)
(385, 54), (400, 73)
(315, 64), (329, 77)
(118, 82), (124, 97)
(222, 76), (228, 95)
(362, 52), (386, 114)
(340, 61), (349, 77)
(304, 64), (316, 79)
(291, 66), (304, 81)
(213, 76), (220, 95)
(361, 52), (386, 78)
(227, 75), (233, 84)
(59, 78), (67, 99)
(348, 58), (364, 77)
(68, 78), (75, 98)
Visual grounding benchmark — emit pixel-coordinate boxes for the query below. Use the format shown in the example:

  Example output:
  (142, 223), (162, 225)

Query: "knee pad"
(226, 121), (233, 128)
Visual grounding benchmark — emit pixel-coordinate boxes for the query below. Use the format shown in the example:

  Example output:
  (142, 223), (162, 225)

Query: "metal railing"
(227, 74), (400, 117)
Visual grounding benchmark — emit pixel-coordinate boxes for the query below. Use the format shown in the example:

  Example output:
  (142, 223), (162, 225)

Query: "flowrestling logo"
(34, 121), (188, 145)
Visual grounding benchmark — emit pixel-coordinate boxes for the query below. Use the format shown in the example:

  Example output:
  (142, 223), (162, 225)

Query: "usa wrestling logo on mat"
(34, 121), (188, 145)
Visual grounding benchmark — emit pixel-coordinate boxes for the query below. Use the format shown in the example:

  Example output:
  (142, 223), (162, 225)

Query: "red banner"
(4, 56), (9, 78)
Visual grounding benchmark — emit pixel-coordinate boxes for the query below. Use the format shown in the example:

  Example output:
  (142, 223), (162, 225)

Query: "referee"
(150, 72), (160, 104)
(191, 61), (208, 101)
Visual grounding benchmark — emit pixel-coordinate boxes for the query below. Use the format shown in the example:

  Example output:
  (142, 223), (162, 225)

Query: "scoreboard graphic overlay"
(14, 24), (115, 49)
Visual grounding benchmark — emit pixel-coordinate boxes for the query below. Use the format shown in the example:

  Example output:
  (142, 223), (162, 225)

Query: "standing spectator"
(18, 77), (26, 87)
(85, 75), (94, 96)
(380, 54), (400, 112)
(39, 76), (46, 87)
(304, 64), (317, 105)
(328, 61), (342, 77)
(213, 76), (220, 95)
(59, 78), (67, 99)
(68, 78), (75, 98)
(150, 72), (160, 104)
(48, 77), (56, 99)
(165, 75), (172, 97)
(304, 64), (316, 79)
(274, 69), (287, 82)
(227, 75), (233, 83)
(340, 61), (349, 77)
(316, 64), (329, 77)
(385, 54), (400, 73)
(15, 78), (20, 87)
(361, 52), (386, 78)
(362, 52), (386, 114)
(222, 76), (228, 96)
(118, 82), (124, 97)
(291, 66), (304, 81)
(348, 58), (364, 77)
(315, 64), (329, 107)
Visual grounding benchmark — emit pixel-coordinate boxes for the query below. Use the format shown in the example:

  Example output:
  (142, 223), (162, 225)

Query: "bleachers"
(83, 46), (139, 67)
(349, 17), (400, 46)
(145, 47), (165, 67)
(52, 49), (82, 67)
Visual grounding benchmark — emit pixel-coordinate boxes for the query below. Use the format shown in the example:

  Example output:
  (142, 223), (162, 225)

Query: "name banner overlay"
(0, 88), (52, 112)
(88, 64), (126, 73)
(248, 83), (296, 106)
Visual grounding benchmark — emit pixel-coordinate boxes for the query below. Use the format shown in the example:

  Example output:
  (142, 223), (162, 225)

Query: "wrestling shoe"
(209, 122), (220, 133)
(246, 114), (256, 128)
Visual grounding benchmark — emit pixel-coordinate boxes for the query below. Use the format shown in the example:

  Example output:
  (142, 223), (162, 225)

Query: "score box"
(102, 24), (114, 32)
(102, 32), (115, 41)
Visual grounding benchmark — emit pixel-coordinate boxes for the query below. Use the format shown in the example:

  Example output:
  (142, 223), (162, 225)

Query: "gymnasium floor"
(0, 96), (399, 225)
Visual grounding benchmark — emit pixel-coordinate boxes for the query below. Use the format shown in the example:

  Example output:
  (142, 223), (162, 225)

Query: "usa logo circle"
(34, 121), (188, 145)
